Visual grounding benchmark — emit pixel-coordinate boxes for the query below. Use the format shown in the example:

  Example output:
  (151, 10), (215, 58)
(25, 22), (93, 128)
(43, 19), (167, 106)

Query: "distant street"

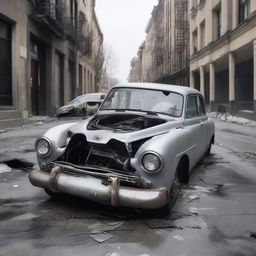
(1, 117), (256, 256)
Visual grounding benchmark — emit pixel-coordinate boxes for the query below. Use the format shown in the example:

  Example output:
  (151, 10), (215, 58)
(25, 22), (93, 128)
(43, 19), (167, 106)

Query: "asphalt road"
(0, 117), (256, 256)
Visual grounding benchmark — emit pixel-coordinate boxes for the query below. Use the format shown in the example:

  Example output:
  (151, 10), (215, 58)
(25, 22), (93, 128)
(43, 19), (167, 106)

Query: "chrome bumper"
(29, 168), (168, 209)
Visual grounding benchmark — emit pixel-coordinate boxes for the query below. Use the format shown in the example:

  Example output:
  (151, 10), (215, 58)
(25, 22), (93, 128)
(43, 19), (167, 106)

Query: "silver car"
(29, 83), (215, 211)
(56, 93), (105, 116)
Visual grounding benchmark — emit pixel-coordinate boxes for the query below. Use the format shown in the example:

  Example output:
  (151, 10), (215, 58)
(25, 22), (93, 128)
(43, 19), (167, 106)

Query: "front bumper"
(29, 167), (168, 209)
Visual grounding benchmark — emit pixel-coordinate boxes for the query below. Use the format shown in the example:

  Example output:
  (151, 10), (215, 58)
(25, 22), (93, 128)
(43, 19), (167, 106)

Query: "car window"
(198, 96), (206, 116)
(185, 95), (198, 119)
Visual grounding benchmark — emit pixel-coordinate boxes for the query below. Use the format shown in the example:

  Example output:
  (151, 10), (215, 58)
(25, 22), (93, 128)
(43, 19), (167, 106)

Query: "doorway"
(30, 39), (47, 115)
(0, 19), (12, 106)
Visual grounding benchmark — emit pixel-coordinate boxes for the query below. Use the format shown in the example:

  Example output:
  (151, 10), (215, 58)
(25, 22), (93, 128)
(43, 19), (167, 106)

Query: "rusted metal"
(110, 177), (120, 206)
(29, 169), (168, 209)
(49, 166), (61, 192)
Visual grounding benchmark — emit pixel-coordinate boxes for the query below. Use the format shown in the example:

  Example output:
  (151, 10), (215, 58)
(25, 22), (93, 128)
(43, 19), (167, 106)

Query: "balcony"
(31, 0), (65, 38)
(190, 0), (206, 19)
(78, 34), (92, 56)
(64, 17), (78, 44)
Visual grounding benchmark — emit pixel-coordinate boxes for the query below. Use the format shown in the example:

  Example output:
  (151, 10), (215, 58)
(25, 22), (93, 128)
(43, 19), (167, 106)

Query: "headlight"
(35, 138), (51, 156)
(142, 152), (162, 173)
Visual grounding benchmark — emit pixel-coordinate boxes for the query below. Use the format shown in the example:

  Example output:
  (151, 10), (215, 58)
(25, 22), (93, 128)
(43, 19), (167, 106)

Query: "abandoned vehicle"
(29, 83), (215, 211)
(56, 93), (105, 116)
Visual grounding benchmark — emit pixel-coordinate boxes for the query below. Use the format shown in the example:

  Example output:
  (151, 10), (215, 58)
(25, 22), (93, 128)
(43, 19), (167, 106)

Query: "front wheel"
(161, 169), (180, 214)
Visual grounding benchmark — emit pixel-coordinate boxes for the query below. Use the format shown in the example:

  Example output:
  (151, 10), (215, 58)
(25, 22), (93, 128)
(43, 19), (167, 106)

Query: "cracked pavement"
(0, 117), (256, 256)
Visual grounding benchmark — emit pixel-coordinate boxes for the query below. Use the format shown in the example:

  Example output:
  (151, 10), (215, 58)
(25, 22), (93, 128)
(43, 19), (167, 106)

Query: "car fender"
(37, 122), (77, 170)
(131, 126), (195, 190)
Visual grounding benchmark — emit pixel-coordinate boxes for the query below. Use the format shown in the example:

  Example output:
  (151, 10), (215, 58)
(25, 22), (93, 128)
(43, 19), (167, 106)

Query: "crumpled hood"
(57, 104), (74, 113)
(69, 117), (183, 144)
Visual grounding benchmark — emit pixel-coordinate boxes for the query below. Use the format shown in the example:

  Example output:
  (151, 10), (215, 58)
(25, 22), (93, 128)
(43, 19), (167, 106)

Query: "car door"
(197, 95), (209, 154)
(183, 94), (204, 167)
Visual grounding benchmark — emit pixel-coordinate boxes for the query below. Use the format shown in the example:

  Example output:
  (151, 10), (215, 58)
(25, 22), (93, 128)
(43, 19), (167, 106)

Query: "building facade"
(0, 0), (103, 126)
(128, 0), (189, 86)
(189, 0), (256, 116)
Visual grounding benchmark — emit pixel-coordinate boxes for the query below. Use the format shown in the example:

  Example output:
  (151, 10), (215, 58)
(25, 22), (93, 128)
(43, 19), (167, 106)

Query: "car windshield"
(100, 88), (183, 117)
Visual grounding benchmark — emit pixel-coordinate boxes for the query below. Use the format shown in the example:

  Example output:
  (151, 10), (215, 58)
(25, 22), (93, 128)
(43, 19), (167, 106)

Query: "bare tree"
(99, 44), (120, 92)
(93, 47), (104, 91)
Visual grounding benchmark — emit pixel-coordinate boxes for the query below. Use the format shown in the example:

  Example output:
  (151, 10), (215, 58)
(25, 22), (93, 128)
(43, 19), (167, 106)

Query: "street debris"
(33, 121), (43, 126)
(235, 152), (256, 162)
(0, 163), (12, 174)
(68, 220), (124, 235)
(89, 232), (114, 243)
(173, 235), (184, 241)
(0, 129), (7, 134)
(12, 185), (19, 189)
(11, 213), (39, 221)
(21, 124), (29, 129)
(2, 159), (34, 171)
(188, 207), (198, 215)
(144, 219), (183, 230)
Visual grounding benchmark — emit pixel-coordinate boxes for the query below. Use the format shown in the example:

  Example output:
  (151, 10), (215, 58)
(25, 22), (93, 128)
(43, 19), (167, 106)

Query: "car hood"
(69, 114), (183, 144)
(57, 104), (74, 112)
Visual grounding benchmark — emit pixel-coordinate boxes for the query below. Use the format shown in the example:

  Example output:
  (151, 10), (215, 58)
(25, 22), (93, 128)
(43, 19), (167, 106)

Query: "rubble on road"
(0, 163), (12, 174)
(89, 232), (114, 243)
(210, 112), (256, 127)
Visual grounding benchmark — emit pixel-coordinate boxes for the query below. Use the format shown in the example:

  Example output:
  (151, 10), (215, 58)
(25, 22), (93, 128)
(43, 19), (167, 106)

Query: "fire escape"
(174, 0), (189, 75)
(31, 0), (65, 38)
(77, 12), (92, 56)
(31, 0), (92, 55)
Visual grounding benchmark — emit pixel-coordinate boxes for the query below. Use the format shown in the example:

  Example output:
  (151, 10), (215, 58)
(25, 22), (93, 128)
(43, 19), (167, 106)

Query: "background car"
(30, 83), (215, 213)
(56, 93), (105, 116)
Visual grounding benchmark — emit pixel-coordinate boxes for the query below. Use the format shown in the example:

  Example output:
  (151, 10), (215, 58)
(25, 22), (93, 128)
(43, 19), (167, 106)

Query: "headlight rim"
(140, 151), (163, 174)
(35, 137), (52, 157)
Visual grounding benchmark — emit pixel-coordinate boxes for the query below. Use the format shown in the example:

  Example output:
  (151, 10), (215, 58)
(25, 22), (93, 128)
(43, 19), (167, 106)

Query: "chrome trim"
(29, 169), (168, 209)
(140, 151), (164, 174)
(35, 137), (52, 158)
(53, 161), (140, 185)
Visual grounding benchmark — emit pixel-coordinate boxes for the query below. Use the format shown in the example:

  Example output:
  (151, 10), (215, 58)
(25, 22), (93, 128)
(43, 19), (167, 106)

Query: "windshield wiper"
(114, 109), (158, 116)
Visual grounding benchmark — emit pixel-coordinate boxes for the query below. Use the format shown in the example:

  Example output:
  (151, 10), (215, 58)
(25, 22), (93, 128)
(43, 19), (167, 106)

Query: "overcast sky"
(95, 0), (158, 83)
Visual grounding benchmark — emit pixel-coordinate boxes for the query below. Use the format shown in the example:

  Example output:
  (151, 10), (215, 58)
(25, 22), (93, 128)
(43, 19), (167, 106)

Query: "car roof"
(112, 82), (200, 96)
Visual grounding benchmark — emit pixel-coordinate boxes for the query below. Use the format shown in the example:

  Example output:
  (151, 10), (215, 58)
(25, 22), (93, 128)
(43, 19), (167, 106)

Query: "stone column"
(63, 56), (69, 104)
(254, 39), (256, 111)
(200, 66), (205, 97)
(190, 70), (195, 88)
(229, 52), (236, 113)
(210, 63), (215, 111)
(232, 0), (238, 29)
(198, 24), (202, 50)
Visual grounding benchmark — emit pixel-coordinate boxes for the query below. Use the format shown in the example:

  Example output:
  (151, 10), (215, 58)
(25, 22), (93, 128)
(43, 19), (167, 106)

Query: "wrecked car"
(56, 93), (105, 116)
(29, 83), (215, 211)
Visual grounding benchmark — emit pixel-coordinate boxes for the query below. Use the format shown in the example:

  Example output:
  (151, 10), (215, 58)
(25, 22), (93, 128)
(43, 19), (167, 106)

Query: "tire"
(161, 166), (181, 214)
(206, 141), (212, 156)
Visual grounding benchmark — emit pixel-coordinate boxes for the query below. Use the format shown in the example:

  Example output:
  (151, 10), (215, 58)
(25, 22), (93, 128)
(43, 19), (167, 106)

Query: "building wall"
(189, 0), (256, 115)
(0, 0), (103, 118)
(128, 0), (190, 86)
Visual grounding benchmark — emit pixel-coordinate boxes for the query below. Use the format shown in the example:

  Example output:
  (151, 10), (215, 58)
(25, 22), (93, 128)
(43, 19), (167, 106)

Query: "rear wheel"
(206, 141), (212, 156)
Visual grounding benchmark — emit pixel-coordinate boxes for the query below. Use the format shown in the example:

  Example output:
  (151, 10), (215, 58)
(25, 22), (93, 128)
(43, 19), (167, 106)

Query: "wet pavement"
(0, 118), (256, 256)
